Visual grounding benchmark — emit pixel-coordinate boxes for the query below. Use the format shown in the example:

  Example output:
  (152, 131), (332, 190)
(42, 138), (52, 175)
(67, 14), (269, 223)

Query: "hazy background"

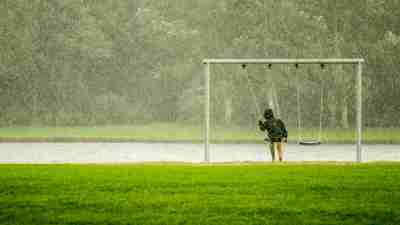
(1, 0), (399, 143)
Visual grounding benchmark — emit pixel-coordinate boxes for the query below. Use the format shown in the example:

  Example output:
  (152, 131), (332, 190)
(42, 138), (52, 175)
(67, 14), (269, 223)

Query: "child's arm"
(278, 119), (288, 141)
(258, 120), (266, 131)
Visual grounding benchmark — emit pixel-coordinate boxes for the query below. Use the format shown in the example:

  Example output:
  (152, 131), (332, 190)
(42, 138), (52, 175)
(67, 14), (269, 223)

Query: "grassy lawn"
(0, 164), (399, 225)
(0, 123), (399, 143)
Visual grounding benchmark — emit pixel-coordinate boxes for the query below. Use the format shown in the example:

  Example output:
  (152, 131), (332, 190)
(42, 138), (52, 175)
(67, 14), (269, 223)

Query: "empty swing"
(295, 63), (324, 145)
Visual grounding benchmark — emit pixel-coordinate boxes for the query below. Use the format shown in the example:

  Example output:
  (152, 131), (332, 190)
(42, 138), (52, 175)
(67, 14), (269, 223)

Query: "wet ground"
(0, 143), (399, 163)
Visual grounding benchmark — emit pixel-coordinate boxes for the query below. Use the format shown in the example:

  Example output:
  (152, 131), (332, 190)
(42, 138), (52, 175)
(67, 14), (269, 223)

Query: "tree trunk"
(328, 95), (337, 128)
(341, 98), (349, 129)
(224, 97), (232, 124)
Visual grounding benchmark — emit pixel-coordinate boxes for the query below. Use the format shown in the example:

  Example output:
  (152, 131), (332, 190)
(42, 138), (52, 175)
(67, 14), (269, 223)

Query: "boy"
(258, 108), (288, 162)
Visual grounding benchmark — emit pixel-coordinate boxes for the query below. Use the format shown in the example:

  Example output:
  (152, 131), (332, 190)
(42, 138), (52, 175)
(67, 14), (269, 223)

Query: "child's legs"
(269, 142), (276, 161)
(276, 142), (284, 161)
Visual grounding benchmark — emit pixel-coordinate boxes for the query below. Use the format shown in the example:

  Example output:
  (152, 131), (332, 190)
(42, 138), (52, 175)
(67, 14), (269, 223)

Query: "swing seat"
(299, 140), (321, 145)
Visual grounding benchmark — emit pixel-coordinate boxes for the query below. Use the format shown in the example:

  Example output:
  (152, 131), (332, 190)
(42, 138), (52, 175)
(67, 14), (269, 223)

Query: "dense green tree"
(0, 0), (398, 128)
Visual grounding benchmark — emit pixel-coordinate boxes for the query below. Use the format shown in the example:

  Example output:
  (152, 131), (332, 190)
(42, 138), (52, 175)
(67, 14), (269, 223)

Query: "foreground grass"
(1, 164), (400, 225)
(0, 123), (399, 143)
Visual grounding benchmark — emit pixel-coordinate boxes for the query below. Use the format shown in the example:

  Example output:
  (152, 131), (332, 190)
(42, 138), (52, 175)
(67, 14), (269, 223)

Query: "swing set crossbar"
(203, 58), (364, 65)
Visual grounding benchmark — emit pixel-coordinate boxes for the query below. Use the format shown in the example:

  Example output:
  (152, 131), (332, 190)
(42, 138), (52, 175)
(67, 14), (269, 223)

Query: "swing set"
(202, 58), (364, 162)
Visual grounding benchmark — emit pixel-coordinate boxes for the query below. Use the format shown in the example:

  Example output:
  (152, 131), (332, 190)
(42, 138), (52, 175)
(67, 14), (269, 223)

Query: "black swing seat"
(299, 140), (321, 145)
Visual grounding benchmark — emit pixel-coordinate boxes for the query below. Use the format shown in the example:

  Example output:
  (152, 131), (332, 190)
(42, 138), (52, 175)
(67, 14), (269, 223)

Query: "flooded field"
(0, 143), (399, 163)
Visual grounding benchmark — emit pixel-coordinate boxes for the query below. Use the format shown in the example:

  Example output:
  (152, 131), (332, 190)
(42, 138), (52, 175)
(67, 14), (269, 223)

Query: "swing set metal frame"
(202, 58), (365, 163)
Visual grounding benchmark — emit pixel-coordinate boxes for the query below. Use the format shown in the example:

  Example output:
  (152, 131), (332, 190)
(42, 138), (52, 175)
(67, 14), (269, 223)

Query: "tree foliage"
(0, 0), (398, 127)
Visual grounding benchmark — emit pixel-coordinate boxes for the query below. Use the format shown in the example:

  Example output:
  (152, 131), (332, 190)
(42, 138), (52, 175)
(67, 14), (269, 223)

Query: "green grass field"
(1, 164), (400, 225)
(0, 123), (399, 143)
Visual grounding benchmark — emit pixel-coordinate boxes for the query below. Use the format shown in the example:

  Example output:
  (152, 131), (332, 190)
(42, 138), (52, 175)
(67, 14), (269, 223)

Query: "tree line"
(0, 0), (399, 128)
